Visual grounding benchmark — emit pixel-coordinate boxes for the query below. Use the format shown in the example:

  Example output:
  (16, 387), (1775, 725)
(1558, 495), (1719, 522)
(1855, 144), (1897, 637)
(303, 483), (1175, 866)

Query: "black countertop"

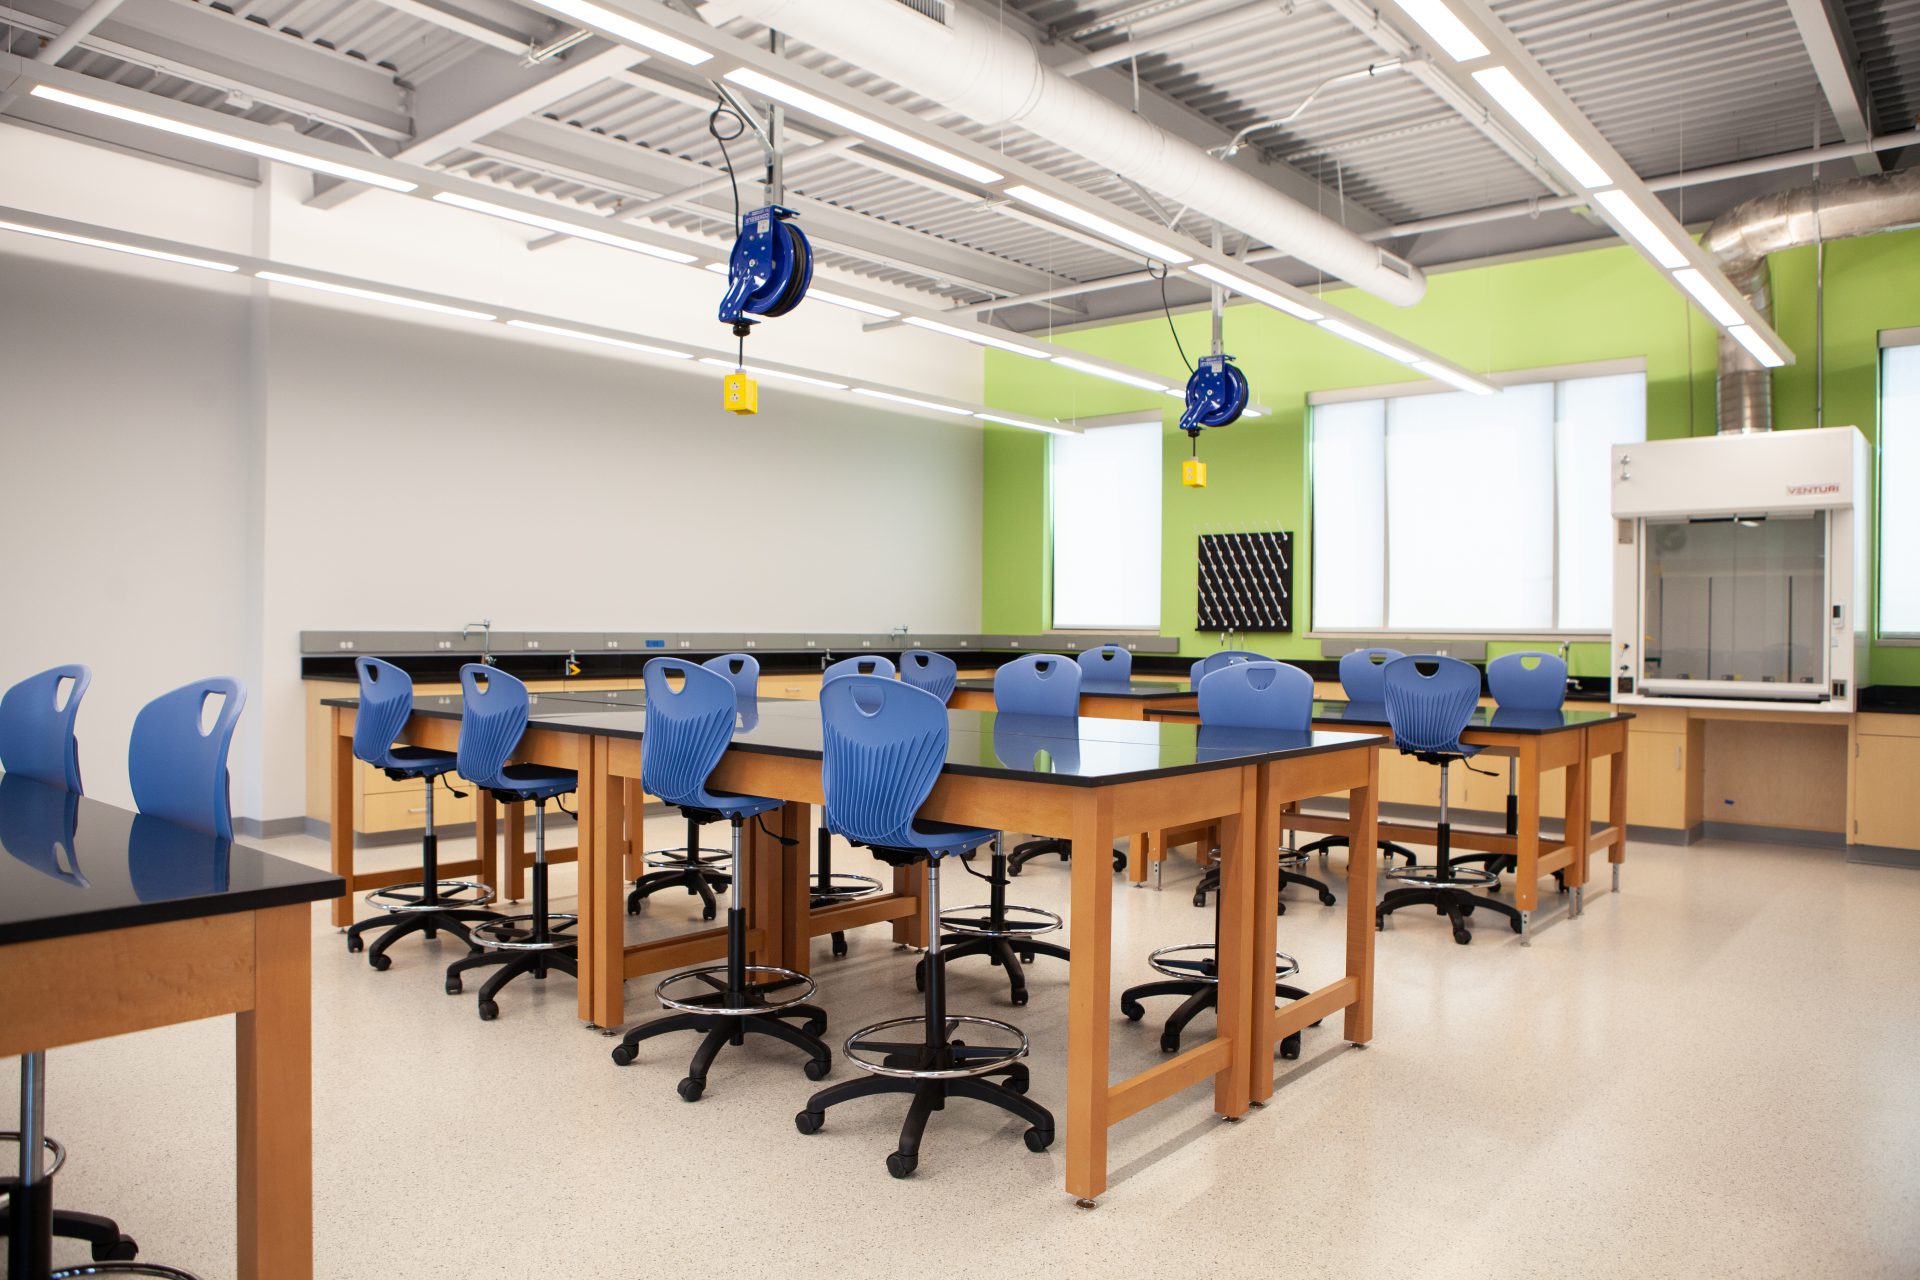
(0, 776), (343, 945)
(324, 694), (1386, 787)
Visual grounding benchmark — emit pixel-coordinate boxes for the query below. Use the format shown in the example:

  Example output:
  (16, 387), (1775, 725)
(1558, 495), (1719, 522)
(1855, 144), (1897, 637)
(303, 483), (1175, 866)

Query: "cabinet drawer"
(358, 785), (477, 834)
(759, 674), (822, 701)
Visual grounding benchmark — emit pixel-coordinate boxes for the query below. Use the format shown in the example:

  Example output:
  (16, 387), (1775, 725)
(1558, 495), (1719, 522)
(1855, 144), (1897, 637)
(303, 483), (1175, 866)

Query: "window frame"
(1305, 358), (1647, 641)
(1876, 329), (1920, 643)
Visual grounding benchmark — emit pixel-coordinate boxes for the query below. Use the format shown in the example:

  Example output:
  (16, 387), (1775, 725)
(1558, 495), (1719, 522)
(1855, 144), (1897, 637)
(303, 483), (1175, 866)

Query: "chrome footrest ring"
(368, 879), (496, 913)
(810, 871), (883, 901)
(470, 913), (577, 951)
(52, 1264), (204, 1278)
(938, 902), (1063, 939)
(1384, 865), (1498, 888)
(642, 846), (731, 870)
(656, 965), (817, 1016)
(1147, 942), (1299, 983)
(844, 1015), (1029, 1079)
(0, 1130), (67, 1178)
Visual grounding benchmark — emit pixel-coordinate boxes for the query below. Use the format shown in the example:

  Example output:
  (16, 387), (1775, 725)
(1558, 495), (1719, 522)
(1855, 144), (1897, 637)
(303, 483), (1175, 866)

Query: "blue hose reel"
(1178, 353), (1249, 437)
(717, 204), (813, 335)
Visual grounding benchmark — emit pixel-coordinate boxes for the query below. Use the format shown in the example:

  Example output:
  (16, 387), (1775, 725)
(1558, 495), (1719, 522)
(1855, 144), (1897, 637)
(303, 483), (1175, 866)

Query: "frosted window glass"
(1051, 420), (1163, 629)
(1385, 383), (1556, 629)
(1311, 400), (1386, 629)
(1556, 373), (1647, 629)
(1883, 346), (1920, 636)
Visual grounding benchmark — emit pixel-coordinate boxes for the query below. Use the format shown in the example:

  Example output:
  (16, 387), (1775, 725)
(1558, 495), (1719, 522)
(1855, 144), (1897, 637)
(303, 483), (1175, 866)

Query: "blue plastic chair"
(992, 654), (1081, 718)
(444, 664), (578, 1020)
(128, 678), (245, 841)
(823, 654), (895, 683)
(704, 652), (761, 700)
(1126, 660), (1322, 1057)
(1337, 647), (1406, 704)
(898, 651), (958, 704)
(0, 664), (91, 792)
(1376, 656), (1522, 944)
(610, 659), (831, 1094)
(0, 774), (85, 887)
(1488, 651), (1568, 711)
(1188, 649), (1269, 686)
(1077, 644), (1132, 689)
(802, 674), (1053, 1174)
(345, 658), (498, 969)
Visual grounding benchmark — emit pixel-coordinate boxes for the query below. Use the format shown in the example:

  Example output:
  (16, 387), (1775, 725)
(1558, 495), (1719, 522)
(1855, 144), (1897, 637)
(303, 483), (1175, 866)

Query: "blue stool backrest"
(456, 664), (530, 792)
(1381, 656), (1480, 756)
(641, 659), (739, 809)
(0, 774), (83, 885)
(703, 653), (761, 700)
(819, 675), (948, 849)
(352, 657), (417, 770)
(1487, 651), (1567, 712)
(0, 664), (92, 792)
(993, 654), (1081, 717)
(1188, 650), (1269, 685)
(1197, 661), (1313, 731)
(898, 651), (958, 704)
(128, 677), (245, 840)
(1338, 648), (1406, 703)
(823, 655), (897, 683)
(1077, 645), (1132, 687)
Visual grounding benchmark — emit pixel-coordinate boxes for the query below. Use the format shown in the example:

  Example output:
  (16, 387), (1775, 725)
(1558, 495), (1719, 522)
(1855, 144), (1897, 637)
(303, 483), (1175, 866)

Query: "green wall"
(982, 226), (1920, 685)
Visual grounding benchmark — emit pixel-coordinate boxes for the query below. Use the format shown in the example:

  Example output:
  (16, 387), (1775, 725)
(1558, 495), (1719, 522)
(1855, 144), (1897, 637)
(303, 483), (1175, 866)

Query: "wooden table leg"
(505, 801), (526, 903)
(622, 779), (644, 880)
(236, 903), (312, 1280)
(329, 709), (355, 928)
(475, 792), (497, 898)
(1212, 767), (1257, 1118)
(1344, 748), (1379, 1044)
(1609, 732), (1630, 886)
(1251, 765), (1284, 1101)
(583, 739), (624, 1029)
(1065, 789), (1115, 1204)
(1515, 739), (1541, 941)
(1564, 735), (1592, 915)
(1127, 830), (1149, 885)
(779, 802), (810, 975)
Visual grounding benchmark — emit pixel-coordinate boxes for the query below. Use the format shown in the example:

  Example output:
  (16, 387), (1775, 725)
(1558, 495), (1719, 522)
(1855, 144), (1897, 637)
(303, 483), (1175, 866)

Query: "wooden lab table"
(0, 776), (342, 1280)
(949, 677), (1197, 721)
(324, 691), (1384, 1204)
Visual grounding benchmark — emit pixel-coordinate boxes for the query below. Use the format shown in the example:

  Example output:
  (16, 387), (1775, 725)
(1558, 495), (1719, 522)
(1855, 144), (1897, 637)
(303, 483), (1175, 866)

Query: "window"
(1882, 341), (1920, 637)
(1310, 369), (1646, 633)
(1051, 419), (1161, 629)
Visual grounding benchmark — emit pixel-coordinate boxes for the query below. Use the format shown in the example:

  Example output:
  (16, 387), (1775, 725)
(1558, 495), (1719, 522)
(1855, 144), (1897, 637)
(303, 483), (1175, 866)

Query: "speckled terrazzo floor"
(8, 821), (1918, 1279)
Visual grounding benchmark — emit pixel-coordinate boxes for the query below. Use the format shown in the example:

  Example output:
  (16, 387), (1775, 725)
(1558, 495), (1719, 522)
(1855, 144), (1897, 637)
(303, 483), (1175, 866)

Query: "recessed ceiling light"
(1004, 184), (1193, 264)
(1051, 355), (1170, 391)
(696, 356), (848, 388)
(724, 69), (1001, 185)
(0, 217), (238, 273)
(1318, 318), (1417, 364)
(902, 315), (1051, 358)
(851, 387), (975, 415)
(256, 271), (496, 321)
(1191, 263), (1323, 321)
(1470, 67), (1611, 189)
(531, 0), (712, 65)
(508, 319), (693, 358)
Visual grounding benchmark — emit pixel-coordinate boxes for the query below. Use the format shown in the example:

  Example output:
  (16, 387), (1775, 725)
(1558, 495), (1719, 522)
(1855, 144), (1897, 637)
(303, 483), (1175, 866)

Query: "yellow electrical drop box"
(1181, 458), (1207, 488)
(723, 372), (759, 415)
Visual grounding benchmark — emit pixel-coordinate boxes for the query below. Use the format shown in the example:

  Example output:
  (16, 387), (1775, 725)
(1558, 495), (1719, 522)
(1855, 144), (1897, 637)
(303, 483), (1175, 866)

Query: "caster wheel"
(1020, 948), (1035, 964)
(886, 1152), (918, 1179)
(804, 1057), (832, 1081)
(346, 935), (364, 954)
(1375, 917), (1385, 931)
(94, 1236), (139, 1263)
(1453, 928), (1472, 946)
(1006, 862), (1022, 877)
(1011, 989), (1029, 1007)
(1159, 1034), (1181, 1054)
(832, 938), (848, 959)
(627, 900), (640, 916)
(1281, 1033), (1302, 1060)
(445, 976), (462, 995)
(611, 1043), (637, 1066)
(702, 906), (717, 922)
(1192, 892), (1207, 908)
(1510, 917), (1525, 934)
(1319, 891), (1337, 907)
(677, 1077), (706, 1102)
(795, 1110), (823, 1135)
(369, 952), (391, 972)
(1121, 998), (1145, 1022)
(1024, 1127), (1054, 1153)
(477, 998), (499, 1021)
(1112, 852), (1127, 873)
(1004, 1071), (1030, 1096)
(1276, 900), (1287, 916)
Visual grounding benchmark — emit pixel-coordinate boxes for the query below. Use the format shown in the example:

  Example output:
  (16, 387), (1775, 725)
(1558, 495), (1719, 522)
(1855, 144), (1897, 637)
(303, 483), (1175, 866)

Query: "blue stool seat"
(486, 763), (579, 802)
(378, 744), (459, 779)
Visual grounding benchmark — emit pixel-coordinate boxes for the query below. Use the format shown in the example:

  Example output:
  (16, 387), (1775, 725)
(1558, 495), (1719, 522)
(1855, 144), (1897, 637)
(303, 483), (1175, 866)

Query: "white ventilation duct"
(718, 0), (1427, 306)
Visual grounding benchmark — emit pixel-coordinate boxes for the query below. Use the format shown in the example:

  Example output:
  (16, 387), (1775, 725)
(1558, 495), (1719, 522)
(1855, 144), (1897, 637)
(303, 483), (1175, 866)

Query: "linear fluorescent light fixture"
(1191, 263), (1322, 321)
(902, 315), (1050, 359)
(1394, 0), (1489, 61)
(256, 271), (496, 321)
(0, 217), (238, 273)
(852, 387), (976, 415)
(1318, 318), (1416, 364)
(975, 412), (1073, 436)
(1470, 67), (1611, 189)
(433, 192), (697, 264)
(1411, 360), (1496, 395)
(509, 319), (693, 358)
(29, 85), (418, 193)
(1591, 189), (1688, 270)
(724, 69), (1001, 185)
(532, 0), (712, 64)
(697, 356), (847, 388)
(1050, 355), (1170, 392)
(1671, 268), (1743, 327)
(1004, 185), (1192, 265)
(805, 287), (899, 318)
(1727, 324), (1787, 369)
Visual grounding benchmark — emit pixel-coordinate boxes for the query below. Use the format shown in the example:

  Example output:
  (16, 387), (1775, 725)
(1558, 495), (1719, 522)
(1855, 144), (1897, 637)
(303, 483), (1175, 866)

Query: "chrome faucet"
(463, 618), (494, 666)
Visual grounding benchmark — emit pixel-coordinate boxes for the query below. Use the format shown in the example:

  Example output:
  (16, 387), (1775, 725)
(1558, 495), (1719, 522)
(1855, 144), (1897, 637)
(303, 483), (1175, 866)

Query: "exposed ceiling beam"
(372, 0), (548, 54)
(1784, 0), (1880, 176)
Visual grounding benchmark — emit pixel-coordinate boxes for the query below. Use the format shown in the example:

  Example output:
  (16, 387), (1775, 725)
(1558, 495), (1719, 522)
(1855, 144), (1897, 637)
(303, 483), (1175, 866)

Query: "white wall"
(0, 123), (986, 824)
